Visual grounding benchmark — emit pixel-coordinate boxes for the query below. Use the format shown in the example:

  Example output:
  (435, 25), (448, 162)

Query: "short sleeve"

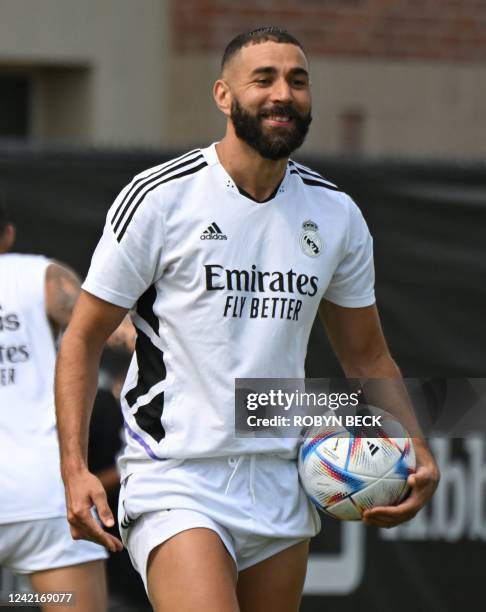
(82, 188), (164, 309)
(324, 197), (375, 308)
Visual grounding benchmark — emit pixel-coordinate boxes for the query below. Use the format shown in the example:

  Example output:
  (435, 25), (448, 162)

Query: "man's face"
(224, 41), (312, 160)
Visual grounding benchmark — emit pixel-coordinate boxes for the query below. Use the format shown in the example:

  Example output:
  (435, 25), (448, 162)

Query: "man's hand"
(362, 440), (440, 528)
(64, 467), (124, 553)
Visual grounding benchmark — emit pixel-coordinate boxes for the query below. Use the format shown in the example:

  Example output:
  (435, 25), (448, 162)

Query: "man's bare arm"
(106, 314), (136, 353)
(319, 299), (398, 375)
(45, 262), (81, 332)
(55, 290), (128, 552)
(319, 299), (420, 433)
(319, 299), (440, 528)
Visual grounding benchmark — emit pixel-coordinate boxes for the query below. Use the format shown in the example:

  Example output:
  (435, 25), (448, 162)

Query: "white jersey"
(83, 144), (375, 480)
(0, 254), (66, 523)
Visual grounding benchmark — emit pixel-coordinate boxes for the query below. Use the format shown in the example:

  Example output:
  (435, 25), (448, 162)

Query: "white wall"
(0, 0), (169, 146)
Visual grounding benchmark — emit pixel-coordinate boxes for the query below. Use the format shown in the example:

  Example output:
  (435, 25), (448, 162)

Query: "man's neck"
(215, 136), (288, 203)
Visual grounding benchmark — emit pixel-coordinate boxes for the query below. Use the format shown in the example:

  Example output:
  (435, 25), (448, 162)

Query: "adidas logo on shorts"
(200, 222), (228, 240)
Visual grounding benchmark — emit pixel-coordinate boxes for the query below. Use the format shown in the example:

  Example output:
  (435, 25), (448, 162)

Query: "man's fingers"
(364, 466), (438, 523)
(408, 469), (430, 489)
(63, 471), (124, 552)
(409, 462), (440, 488)
(109, 534), (124, 552)
(95, 531), (124, 553)
(69, 512), (123, 552)
(92, 489), (115, 528)
(365, 493), (417, 517)
(361, 451), (440, 529)
(363, 504), (418, 527)
(362, 488), (422, 526)
(364, 515), (410, 528)
(363, 507), (418, 527)
(67, 498), (122, 552)
(68, 506), (103, 536)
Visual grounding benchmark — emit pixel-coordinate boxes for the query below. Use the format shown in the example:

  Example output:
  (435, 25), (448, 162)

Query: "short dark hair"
(222, 26), (304, 69)
(0, 203), (11, 235)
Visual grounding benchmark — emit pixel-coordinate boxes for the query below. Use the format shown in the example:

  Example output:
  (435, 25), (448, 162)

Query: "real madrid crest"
(300, 219), (322, 257)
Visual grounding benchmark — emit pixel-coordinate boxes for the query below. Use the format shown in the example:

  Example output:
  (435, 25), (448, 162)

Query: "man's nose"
(270, 79), (292, 104)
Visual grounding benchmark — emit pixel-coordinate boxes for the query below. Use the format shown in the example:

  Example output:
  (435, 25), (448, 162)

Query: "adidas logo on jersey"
(200, 222), (227, 240)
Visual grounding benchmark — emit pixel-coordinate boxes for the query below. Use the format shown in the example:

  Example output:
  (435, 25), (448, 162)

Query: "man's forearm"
(343, 352), (425, 440)
(55, 328), (103, 476)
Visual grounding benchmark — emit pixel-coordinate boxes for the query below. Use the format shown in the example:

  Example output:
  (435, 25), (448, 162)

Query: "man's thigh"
(29, 560), (107, 612)
(147, 528), (239, 612)
(236, 539), (310, 612)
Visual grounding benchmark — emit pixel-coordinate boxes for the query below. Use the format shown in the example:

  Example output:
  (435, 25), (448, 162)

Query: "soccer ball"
(298, 423), (416, 520)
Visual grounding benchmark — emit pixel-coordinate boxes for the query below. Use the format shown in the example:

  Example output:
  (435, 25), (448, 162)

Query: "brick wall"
(172, 0), (486, 62)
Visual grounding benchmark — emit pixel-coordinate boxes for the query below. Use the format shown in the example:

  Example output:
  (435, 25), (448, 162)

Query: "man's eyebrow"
(250, 66), (277, 76)
(289, 67), (309, 78)
(250, 66), (309, 78)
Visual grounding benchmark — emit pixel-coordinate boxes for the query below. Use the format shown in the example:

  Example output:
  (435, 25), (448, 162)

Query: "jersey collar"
(202, 142), (290, 203)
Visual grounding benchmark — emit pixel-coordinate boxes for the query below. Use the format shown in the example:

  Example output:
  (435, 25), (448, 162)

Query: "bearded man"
(55, 27), (439, 612)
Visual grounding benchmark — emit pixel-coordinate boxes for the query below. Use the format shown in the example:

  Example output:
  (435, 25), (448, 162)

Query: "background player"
(55, 27), (439, 612)
(0, 204), (108, 611)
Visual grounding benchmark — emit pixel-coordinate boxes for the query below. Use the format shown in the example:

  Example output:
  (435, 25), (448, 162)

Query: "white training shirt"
(0, 254), (66, 523)
(83, 143), (375, 479)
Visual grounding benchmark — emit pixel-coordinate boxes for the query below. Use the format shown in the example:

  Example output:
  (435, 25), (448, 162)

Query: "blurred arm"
(45, 262), (81, 332)
(106, 313), (136, 353)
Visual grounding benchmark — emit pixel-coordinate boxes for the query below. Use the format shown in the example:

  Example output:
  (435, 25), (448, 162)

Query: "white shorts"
(119, 455), (321, 592)
(0, 517), (108, 575)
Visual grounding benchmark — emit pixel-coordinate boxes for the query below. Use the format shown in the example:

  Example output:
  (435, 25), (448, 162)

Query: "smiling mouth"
(261, 115), (293, 126)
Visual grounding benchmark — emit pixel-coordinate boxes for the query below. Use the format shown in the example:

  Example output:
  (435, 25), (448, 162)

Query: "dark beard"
(230, 99), (312, 160)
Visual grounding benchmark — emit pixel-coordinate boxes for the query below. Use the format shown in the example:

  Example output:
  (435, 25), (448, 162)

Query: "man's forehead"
(227, 41), (309, 76)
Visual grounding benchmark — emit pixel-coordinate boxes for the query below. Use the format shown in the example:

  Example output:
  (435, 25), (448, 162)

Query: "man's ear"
(0, 224), (15, 254)
(213, 79), (232, 118)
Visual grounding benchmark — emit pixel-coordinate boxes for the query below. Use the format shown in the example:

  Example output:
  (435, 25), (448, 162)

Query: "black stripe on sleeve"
(111, 149), (200, 227)
(301, 177), (341, 191)
(290, 169), (341, 192)
(113, 153), (204, 235)
(290, 161), (330, 182)
(116, 160), (208, 242)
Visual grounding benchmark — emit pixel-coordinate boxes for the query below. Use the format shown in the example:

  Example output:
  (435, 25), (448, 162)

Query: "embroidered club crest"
(300, 220), (322, 257)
